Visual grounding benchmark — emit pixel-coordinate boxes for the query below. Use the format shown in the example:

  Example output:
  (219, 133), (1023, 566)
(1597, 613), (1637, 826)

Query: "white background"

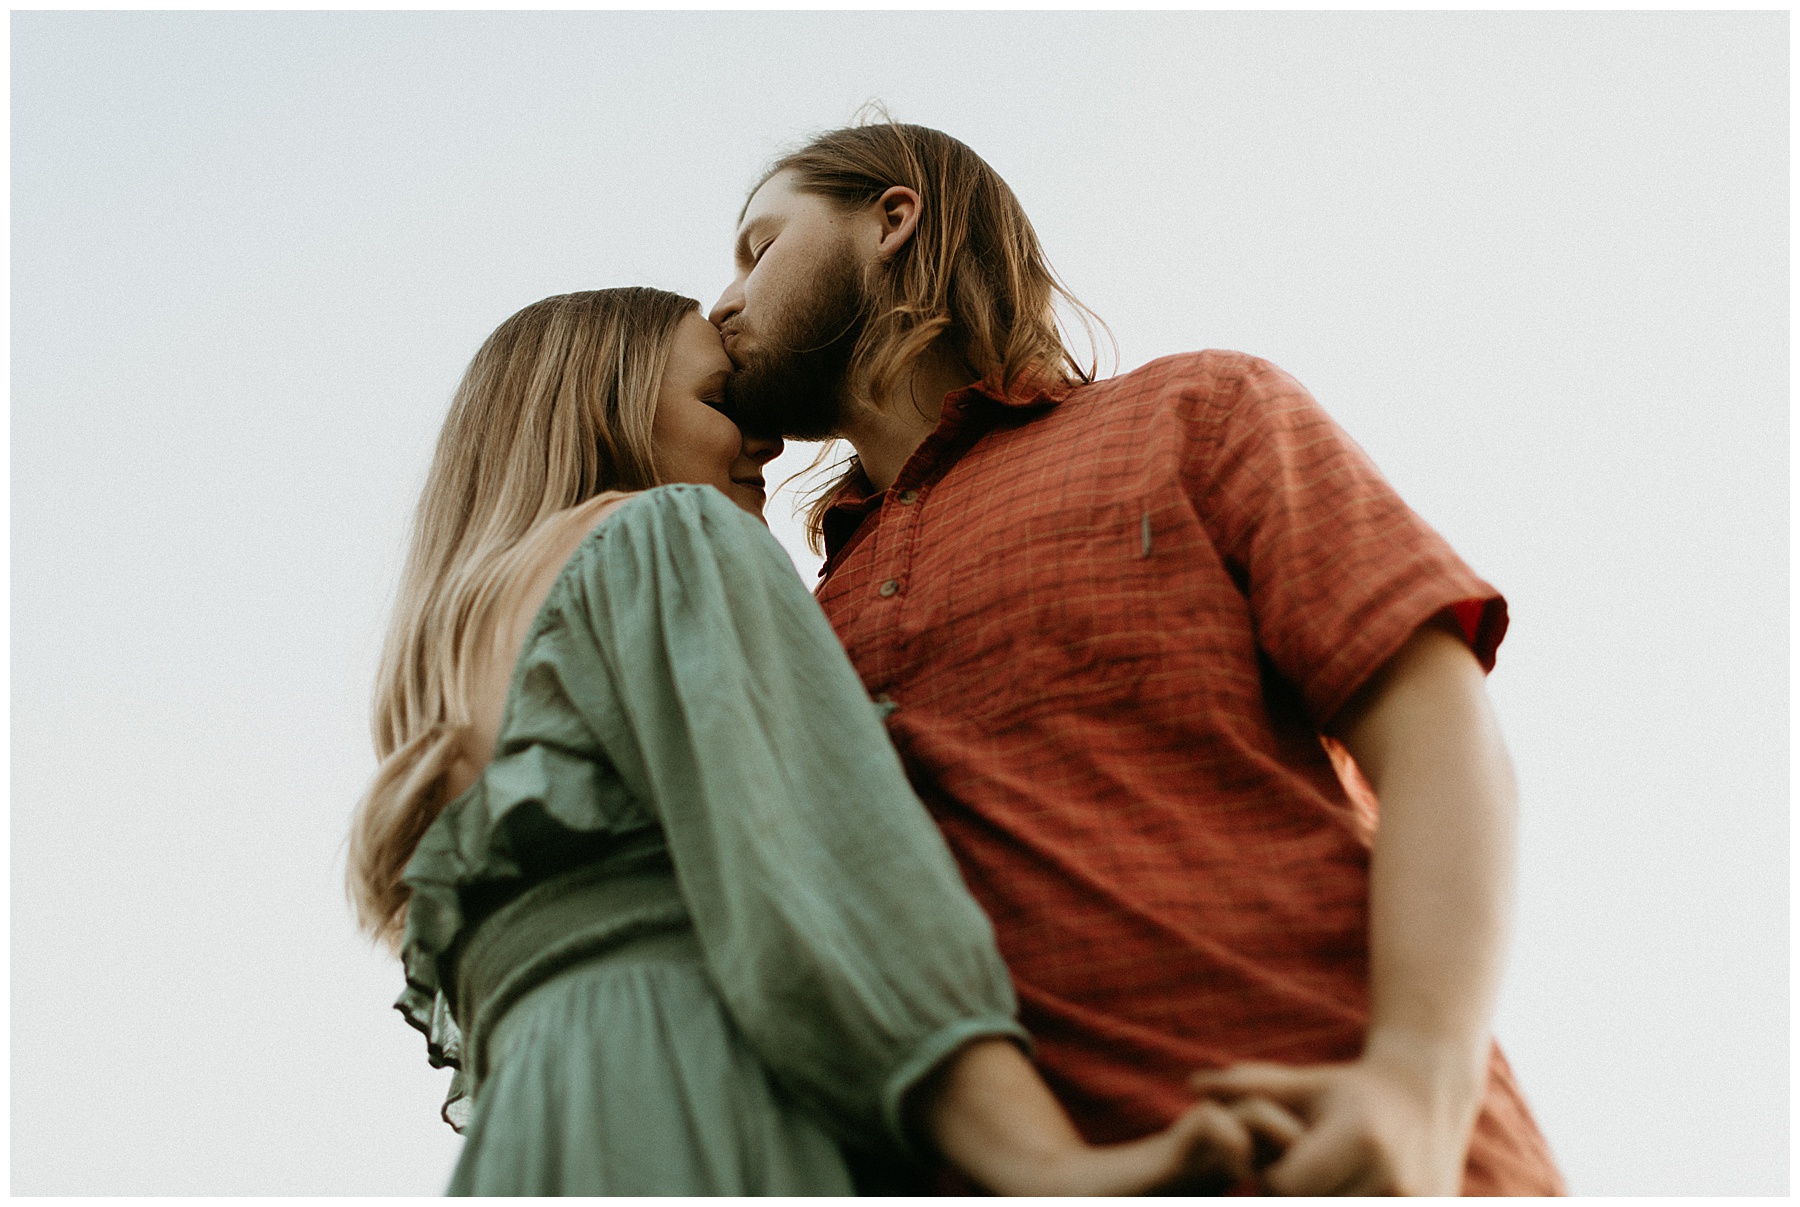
(11, 11), (1786, 1195)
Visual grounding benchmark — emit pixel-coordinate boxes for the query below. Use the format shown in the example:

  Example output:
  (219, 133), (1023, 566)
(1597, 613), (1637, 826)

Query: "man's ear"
(873, 185), (922, 259)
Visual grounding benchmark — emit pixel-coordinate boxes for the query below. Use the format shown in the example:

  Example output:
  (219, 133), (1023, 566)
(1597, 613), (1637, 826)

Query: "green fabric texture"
(395, 484), (1027, 1195)
(448, 935), (853, 1195)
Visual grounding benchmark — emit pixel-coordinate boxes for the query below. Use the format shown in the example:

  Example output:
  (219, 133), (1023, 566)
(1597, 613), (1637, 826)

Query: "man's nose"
(741, 432), (783, 464)
(708, 281), (743, 328)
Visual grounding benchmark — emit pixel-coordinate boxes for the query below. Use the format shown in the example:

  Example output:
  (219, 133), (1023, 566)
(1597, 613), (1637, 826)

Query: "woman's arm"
(562, 486), (1276, 1191)
(923, 1037), (1300, 1195)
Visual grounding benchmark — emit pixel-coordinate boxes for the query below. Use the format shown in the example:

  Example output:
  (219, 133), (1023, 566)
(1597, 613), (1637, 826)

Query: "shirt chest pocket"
(904, 500), (1170, 714)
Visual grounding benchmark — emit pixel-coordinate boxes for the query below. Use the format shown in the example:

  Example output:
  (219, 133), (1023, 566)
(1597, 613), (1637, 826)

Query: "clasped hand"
(1189, 1048), (1484, 1196)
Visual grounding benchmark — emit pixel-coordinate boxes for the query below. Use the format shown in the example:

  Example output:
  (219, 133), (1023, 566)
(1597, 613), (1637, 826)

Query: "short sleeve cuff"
(1306, 573), (1509, 727)
(1450, 595), (1509, 672)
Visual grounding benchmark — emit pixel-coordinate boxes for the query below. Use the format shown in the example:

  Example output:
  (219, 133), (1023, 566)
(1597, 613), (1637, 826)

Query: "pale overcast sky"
(11, 10), (1786, 1195)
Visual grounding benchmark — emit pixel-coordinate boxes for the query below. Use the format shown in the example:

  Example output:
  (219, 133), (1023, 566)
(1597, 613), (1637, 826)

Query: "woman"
(347, 288), (1283, 1195)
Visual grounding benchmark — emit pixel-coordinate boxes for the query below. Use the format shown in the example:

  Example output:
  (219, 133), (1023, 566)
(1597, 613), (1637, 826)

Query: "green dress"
(395, 484), (1028, 1196)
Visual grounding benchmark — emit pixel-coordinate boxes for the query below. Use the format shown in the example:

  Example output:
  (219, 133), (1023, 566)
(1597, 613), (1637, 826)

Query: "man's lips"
(731, 477), (765, 492)
(719, 327), (746, 366)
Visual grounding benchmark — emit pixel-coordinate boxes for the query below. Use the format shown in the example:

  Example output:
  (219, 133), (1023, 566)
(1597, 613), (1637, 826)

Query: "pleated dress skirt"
(446, 930), (853, 1196)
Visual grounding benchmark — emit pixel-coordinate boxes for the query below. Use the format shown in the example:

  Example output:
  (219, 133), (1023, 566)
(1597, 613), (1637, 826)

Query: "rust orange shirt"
(816, 351), (1562, 1194)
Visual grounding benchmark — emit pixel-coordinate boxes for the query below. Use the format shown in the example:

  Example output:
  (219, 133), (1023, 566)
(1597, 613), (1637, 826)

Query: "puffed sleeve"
(550, 484), (1028, 1151)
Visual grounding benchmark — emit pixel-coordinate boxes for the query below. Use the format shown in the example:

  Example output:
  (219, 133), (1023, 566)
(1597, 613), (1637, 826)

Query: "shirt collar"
(818, 370), (1074, 569)
(957, 369), (1074, 411)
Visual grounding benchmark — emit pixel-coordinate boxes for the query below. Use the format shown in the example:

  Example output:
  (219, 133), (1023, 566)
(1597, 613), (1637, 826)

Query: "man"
(710, 120), (1563, 1196)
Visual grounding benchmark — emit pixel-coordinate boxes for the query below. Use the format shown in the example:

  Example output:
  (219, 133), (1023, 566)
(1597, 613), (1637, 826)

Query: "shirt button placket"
(878, 485), (920, 600)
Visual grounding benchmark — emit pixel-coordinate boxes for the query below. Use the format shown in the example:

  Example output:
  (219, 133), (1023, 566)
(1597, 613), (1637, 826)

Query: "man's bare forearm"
(1336, 617), (1518, 1099)
(1186, 616), (1522, 1193)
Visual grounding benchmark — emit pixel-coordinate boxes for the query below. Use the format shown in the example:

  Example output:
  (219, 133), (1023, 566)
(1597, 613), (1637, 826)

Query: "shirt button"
(878, 579), (900, 598)
(897, 489), (920, 504)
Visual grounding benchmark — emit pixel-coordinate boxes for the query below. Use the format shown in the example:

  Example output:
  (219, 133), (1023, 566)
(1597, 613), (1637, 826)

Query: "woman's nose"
(741, 432), (783, 464)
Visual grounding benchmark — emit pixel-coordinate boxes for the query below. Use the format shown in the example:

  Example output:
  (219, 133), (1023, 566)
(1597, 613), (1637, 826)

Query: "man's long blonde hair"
(347, 287), (696, 948)
(752, 116), (1110, 547)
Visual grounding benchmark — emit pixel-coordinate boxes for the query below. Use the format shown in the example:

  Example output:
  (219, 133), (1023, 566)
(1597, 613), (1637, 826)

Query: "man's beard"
(722, 242), (867, 441)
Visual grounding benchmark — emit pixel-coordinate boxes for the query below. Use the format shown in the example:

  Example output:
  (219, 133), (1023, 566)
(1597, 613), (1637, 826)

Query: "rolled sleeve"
(1192, 357), (1507, 726)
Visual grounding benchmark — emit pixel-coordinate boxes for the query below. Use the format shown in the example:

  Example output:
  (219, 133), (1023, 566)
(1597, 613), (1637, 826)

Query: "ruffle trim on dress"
(392, 733), (643, 1128)
(391, 984), (472, 1131)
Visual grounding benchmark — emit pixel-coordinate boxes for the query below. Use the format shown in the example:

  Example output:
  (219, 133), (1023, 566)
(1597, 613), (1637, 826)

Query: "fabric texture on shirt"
(815, 351), (1562, 1195)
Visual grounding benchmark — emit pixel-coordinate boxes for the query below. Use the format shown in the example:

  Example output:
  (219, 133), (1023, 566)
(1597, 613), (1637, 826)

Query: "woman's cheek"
(712, 415), (744, 470)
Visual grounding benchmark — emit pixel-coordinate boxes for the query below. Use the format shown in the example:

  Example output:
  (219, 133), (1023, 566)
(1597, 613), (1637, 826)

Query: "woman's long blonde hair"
(348, 287), (697, 948)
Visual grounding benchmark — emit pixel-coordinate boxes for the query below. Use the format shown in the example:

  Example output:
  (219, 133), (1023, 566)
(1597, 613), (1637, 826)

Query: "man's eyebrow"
(733, 216), (773, 266)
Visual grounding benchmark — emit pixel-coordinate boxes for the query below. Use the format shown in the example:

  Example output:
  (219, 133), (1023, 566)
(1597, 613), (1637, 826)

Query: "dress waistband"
(453, 858), (692, 1089)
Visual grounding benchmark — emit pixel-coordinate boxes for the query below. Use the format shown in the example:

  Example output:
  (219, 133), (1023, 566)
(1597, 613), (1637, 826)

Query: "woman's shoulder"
(498, 493), (636, 623)
(517, 485), (776, 618)
(539, 489), (642, 560)
(552, 483), (757, 548)
(559, 484), (776, 571)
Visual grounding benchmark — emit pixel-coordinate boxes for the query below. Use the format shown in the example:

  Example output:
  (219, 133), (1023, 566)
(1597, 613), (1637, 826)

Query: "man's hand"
(1191, 1044), (1484, 1195)
(917, 1037), (1312, 1196)
(1187, 613), (1513, 1195)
